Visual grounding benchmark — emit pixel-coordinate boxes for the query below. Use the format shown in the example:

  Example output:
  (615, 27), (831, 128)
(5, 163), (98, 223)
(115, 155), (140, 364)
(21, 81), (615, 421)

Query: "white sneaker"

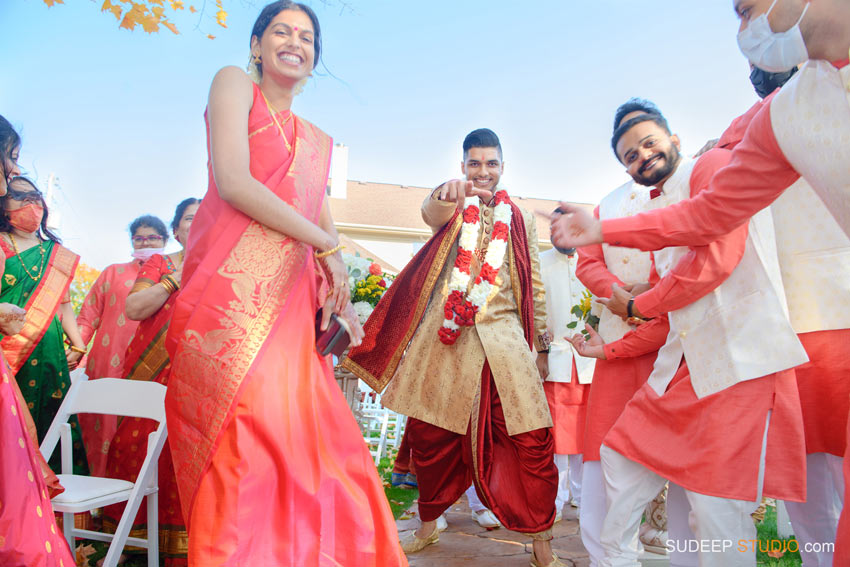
(471, 509), (501, 528)
(436, 514), (448, 532)
(554, 509), (563, 523)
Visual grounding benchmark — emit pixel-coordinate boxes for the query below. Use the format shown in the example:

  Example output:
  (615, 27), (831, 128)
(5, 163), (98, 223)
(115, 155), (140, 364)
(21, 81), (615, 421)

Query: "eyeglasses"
(132, 235), (165, 245)
(5, 187), (43, 203)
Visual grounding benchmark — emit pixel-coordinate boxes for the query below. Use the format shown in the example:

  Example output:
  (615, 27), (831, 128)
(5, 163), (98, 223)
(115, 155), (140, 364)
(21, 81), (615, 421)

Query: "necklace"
(438, 190), (513, 345)
(8, 233), (46, 283)
(259, 89), (294, 152)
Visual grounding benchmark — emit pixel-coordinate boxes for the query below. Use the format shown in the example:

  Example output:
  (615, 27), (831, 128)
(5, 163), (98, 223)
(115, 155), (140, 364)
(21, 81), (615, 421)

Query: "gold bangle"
(159, 279), (175, 295)
(69, 345), (87, 355)
(130, 281), (154, 294)
(163, 274), (180, 291)
(314, 244), (343, 260)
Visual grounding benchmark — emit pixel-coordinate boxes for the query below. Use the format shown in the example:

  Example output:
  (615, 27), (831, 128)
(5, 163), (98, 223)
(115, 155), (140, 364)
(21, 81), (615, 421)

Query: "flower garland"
(439, 190), (512, 345)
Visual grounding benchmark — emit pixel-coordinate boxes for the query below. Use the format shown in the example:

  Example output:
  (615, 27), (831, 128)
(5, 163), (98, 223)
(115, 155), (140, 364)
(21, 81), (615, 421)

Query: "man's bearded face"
(616, 120), (682, 188)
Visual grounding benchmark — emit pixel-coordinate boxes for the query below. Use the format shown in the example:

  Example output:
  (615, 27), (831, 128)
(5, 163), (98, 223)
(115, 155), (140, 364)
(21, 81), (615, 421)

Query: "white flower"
(493, 202), (512, 224)
(483, 239), (508, 268)
(449, 267), (470, 291)
(353, 301), (374, 325)
(458, 222), (480, 251)
(467, 281), (493, 306)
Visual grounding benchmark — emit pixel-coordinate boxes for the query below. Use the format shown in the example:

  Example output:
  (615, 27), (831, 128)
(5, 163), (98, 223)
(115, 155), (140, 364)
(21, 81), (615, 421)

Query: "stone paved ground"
(396, 494), (670, 567)
(396, 495), (590, 567)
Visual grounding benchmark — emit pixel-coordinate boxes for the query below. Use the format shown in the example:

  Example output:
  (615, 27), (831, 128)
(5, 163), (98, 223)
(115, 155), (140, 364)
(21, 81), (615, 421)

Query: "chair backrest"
(40, 372), (167, 464)
(63, 377), (167, 422)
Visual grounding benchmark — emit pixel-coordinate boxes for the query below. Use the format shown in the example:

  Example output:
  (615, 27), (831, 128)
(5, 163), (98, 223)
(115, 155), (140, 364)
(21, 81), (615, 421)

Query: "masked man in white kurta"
(571, 108), (809, 567)
(539, 243), (595, 521)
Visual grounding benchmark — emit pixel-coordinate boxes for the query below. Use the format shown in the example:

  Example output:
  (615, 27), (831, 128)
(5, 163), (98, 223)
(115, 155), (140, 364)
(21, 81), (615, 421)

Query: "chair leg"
(147, 493), (159, 567)
(63, 512), (75, 558)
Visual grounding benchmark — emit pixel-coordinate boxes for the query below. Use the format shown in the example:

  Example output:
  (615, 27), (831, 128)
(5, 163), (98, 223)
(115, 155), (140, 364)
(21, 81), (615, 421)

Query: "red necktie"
(649, 188), (662, 199)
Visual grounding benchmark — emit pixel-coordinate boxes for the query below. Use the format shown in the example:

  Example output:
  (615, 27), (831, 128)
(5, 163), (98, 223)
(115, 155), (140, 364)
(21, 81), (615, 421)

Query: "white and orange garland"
(439, 190), (512, 345)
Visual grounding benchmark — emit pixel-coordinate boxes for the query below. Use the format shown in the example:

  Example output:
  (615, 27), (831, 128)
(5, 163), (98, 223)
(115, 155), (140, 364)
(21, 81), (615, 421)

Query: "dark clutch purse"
(315, 311), (351, 357)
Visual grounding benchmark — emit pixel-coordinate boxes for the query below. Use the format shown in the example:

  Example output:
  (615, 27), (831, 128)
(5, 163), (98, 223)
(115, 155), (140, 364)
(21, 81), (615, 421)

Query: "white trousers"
(598, 411), (770, 567)
(667, 482), (699, 567)
(784, 452), (844, 567)
(465, 484), (487, 513)
(580, 460), (606, 566)
(582, 460), (698, 567)
(555, 453), (583, 513)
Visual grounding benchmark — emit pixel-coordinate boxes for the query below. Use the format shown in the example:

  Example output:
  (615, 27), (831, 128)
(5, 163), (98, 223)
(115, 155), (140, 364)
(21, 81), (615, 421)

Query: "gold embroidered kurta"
(381, 190), (550, 436)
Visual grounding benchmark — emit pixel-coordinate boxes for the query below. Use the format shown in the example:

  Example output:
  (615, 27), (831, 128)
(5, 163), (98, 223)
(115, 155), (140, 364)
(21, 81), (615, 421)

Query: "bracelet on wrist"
(163, 274), (180, 291)
(69, 345), (87, 355)
(627, 298), (635, 319)
(130, 281), (154, 294)
(159, 278), (176, 295)
(315, 244), (344, 260)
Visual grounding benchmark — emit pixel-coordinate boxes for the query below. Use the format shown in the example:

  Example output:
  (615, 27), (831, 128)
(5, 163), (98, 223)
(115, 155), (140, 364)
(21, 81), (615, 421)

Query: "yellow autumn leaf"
(189, 5), (197, 13)
(207, 34), (216, 39)
(163, 20), (179, 34)
(215, 8), (228, 28)
(42, 0), (65, 6)
(101, 0), (123, 20)
(119, 12), (138, 30)
(148, 0), (164, 5)
(140, 14), (160, 33)
(170, 0), (184, 10)
(151, 5), (164, 17)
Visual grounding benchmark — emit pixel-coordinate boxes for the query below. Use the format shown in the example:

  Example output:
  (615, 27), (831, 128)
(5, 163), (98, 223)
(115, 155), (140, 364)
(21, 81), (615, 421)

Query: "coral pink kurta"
(603, 150), (806, 502)
(715, 97), (850, 460)
(76, 260), (142, 477)
(576, 210), (669, 463)
(544, 360), (589, 455)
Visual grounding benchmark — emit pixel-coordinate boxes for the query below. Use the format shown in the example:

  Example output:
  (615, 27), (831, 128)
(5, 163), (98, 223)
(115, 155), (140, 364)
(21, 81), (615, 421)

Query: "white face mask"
(737, 0), (810, 73)
(132, 247), (164, 262)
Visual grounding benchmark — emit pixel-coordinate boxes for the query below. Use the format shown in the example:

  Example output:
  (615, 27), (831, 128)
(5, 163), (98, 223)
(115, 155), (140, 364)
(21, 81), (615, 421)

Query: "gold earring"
(253, 54), (262, 64)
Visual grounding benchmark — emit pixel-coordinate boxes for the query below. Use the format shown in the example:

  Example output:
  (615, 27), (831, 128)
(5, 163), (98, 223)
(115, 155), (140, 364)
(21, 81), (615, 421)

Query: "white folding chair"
(39, 371), (168, 567)
(388, 413), (407, 450)
(361, 407), (391, 465)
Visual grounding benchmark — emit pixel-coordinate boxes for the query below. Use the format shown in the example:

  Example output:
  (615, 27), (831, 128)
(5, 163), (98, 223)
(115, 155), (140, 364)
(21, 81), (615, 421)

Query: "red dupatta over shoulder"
(343, 198), (535, 392)
(165, 83), (332, 521)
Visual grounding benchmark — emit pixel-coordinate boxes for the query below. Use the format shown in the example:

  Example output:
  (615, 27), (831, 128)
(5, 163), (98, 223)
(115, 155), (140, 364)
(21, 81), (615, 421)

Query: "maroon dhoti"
(407, 361), (558, 533)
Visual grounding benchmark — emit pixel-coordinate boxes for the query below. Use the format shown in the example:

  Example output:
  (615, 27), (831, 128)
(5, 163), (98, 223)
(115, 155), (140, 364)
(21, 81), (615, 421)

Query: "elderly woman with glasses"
(75, 214), (168, 476)
(99, 198), (200, 566)
(0, 175), (88, 474)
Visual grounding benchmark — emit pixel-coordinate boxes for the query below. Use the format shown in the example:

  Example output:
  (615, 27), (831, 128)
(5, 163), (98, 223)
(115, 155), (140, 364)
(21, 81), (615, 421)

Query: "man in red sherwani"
(572, 105), (808, 567)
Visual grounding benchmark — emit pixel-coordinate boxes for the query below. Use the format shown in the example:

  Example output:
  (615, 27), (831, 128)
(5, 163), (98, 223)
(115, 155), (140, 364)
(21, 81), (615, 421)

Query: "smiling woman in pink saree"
(164, 3), (405, 566)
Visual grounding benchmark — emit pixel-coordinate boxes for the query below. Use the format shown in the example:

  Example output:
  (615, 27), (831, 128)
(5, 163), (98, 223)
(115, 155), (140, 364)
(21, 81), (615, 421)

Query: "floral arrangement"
(439, 190), (512, 345)
(566, 290), (600, 338)
(343, 253), (394, 324)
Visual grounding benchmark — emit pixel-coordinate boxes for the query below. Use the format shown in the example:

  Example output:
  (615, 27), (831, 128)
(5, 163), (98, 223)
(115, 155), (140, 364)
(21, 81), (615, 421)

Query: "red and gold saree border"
(2, 244), (78, 374)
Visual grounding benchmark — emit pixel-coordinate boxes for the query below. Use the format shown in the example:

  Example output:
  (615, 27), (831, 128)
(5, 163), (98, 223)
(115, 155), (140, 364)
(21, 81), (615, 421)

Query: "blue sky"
(1, 0), (758, 269)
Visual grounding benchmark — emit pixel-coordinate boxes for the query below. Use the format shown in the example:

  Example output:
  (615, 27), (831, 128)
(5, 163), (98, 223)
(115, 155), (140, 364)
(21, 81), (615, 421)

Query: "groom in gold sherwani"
(345, 128), (562, 567)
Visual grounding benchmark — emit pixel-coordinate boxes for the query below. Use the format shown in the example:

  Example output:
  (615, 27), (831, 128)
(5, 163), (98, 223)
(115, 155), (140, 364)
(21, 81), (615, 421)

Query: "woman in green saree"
(0, 176), (88, 473)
